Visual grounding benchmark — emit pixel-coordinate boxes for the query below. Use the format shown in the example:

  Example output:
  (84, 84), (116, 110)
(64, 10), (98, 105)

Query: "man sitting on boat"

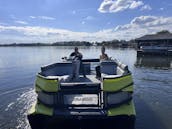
(69, 47), (85, 80)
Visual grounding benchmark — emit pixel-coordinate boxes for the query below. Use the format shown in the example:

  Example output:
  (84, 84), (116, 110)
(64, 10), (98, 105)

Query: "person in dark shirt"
(70, 47), (83, 60)
(70, 47), (85, 79)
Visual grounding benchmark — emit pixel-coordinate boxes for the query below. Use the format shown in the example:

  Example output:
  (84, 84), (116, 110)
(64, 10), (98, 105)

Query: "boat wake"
(0, 86), (36, 129)
(0, 86), (31, 96)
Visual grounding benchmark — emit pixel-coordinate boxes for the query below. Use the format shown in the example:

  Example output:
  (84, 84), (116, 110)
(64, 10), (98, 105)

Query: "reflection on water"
(135, 56), (172, 69)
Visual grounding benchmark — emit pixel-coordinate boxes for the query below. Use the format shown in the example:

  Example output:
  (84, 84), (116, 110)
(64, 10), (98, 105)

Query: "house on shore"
(135, 31), (172, 56)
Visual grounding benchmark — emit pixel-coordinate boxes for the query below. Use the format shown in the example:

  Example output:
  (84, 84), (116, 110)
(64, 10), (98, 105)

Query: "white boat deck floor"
(60, 75), (101, 84)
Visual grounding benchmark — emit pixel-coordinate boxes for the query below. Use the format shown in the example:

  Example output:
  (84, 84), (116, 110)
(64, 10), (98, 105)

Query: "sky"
(0, 0), (172, 43)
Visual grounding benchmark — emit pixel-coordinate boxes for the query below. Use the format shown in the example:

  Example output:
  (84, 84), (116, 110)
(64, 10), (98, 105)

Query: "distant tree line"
(0, 30), (171, 48)
(52, 41), (92, 46)
(0, 40), (137, 48)
(0, 41), (92, 47)
(95, 39), (137, 48)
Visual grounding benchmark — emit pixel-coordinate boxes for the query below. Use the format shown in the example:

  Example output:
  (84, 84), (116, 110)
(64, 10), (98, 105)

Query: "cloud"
(15, 20), (28, 25)
(113, 15), (172, 39)
(115, 15), (172, 31)
(115, 16), (172, 32)
(141, 5), (152, 11)
(72, 10), (76, 15)
(29, 16), (36, 19)
(129, 1), (143, 9)
(85, 16), (94, 21)
(81, 16), (94, 24)
(29, 16), (56, 20)
(0, 15), (172, 43)
(160, 8), (164, 11)
(81, 21), (86, 25)
(98, 0), (150, 13)
(38, 16), (56, 20)
(130, 16), (172, 27)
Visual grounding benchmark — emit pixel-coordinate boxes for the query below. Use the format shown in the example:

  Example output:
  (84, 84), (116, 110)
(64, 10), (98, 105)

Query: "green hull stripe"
(35, 74), (58, 92)
(108, 100), (136, 116)
(35, 102), (53, 116)
(35, 85), (42, 92)
(28, 102), (53, 116)
(29, 101), (135, 117)
(103, 75), (133, 92)
(28, 102), (36, 115)
(122, 85), (134, 92)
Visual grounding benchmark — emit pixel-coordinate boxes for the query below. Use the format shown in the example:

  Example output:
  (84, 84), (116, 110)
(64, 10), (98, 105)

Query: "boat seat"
(41, 62), (91, 76)
(100, 61), (117, 75)
(41, 62), (73, 76)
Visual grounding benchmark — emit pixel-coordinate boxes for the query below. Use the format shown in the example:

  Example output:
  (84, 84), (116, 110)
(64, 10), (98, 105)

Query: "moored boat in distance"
(28, 58), (136, 129)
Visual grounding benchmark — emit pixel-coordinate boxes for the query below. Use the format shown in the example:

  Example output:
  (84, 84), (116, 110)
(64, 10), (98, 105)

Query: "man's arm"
(78, 52), (83, 60)
(70, 52), (75, 57)
(105, 54), (109, 59)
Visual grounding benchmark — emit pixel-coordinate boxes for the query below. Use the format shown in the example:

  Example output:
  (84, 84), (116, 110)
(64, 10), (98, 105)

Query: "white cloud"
(85, 16), (94, 20)
(0, 16), (172, 43)
(81, 21), (86, 25)
(29, 16), (36, 19)
(129, 1), (143, 9)
(98, 0), (113, 13)
(160, 8), (164, 11)
(98, 0), (151, 13)
(38, 16), (56, 20)
(131, 16), (157, 25)
(113, 15), (172, 39)
(130, 16), (172, 27)
(81, 16), (94, 25)
(15, 20), (28, 25)
(72, 10), (76, 14)
(29, 16), (56, 20)
(141, 5), (152, 11)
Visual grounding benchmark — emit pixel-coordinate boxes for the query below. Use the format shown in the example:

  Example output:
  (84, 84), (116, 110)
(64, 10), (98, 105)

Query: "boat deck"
(60, 75), (101, 85)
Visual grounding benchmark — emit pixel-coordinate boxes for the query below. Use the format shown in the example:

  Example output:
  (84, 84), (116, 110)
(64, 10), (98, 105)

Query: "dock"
(135, 31), (172, 56)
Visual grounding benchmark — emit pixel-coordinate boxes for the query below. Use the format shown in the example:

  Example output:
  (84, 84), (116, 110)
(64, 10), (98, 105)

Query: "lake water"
(0, 46), (172, 129)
